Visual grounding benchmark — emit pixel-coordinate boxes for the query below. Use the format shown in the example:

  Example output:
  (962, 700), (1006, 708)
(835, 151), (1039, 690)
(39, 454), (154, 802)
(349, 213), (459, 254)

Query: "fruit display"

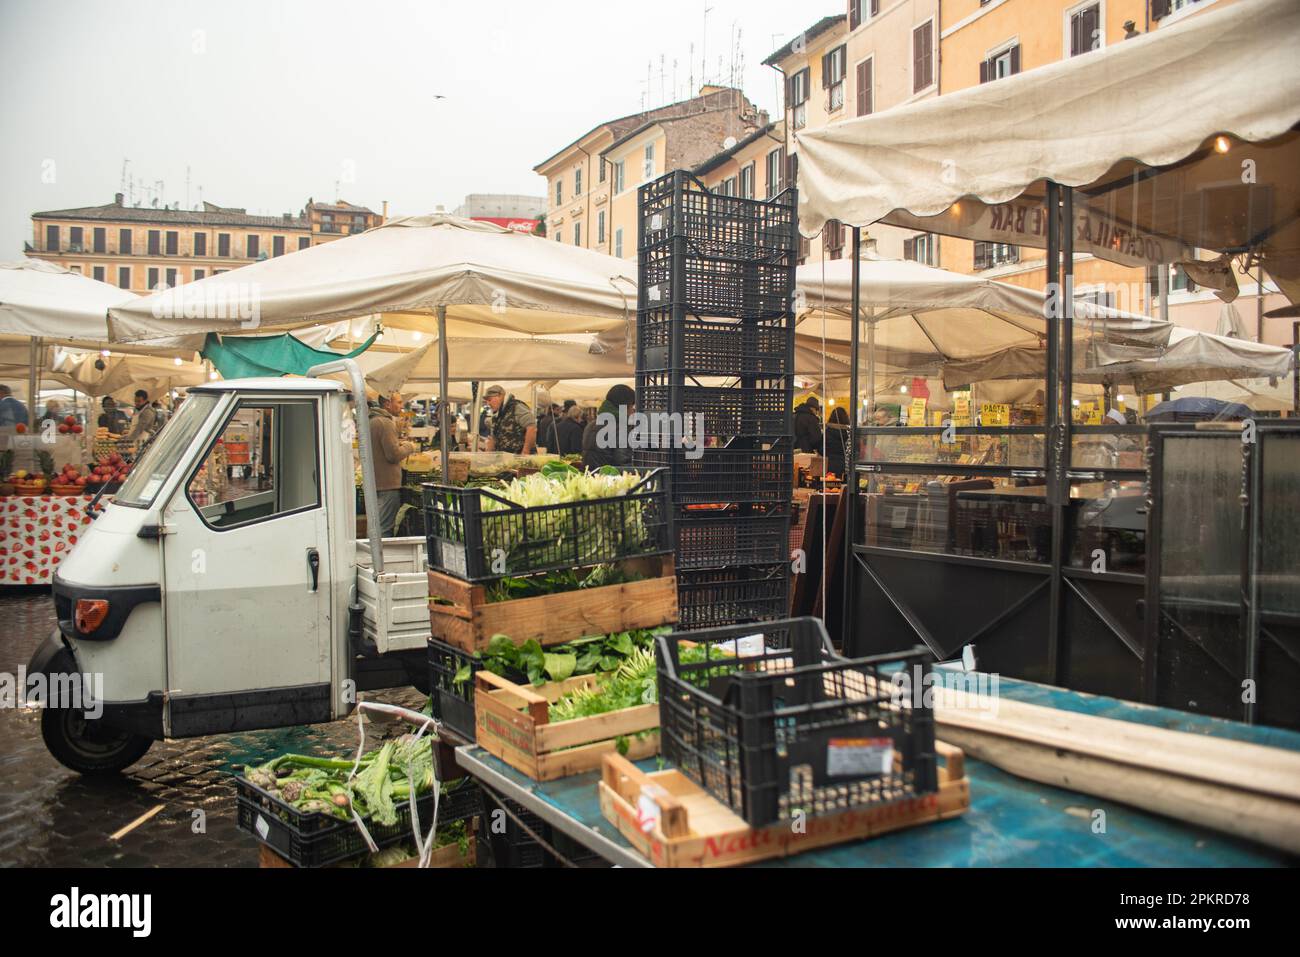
(87, 452), (132, 489)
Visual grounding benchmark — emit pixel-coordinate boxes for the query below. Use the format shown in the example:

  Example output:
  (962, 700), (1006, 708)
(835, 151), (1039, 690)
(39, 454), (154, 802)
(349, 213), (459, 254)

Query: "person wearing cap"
(794, 395), (823, 453)
(483, 384), (536, 454)
(369, 389), (417, 536)
(583, 383), (636, 469)
(97, 396), (129, 434)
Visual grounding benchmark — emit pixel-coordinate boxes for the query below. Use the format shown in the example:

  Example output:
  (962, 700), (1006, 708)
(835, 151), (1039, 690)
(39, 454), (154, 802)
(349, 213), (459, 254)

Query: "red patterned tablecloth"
(0, 494), (95, 586)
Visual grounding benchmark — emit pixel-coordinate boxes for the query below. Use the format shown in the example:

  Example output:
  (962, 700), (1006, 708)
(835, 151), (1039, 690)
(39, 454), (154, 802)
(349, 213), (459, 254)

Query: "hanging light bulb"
(173, 357), (183, 366)
(899, 385), (908, 394)
(1213, 135), (1231, 154)
(412, 330), (423, 341)
(209, 371), (219, 381)
(100, 348), (111, 358)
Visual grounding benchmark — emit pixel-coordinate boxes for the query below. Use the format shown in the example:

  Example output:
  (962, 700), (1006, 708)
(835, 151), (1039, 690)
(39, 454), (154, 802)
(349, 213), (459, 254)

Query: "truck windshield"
(115, 394), (221, 508)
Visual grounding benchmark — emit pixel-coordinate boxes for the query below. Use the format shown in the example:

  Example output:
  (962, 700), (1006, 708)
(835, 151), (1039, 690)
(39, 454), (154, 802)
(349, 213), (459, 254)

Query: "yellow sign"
(953, 396), (971, 427)
(908, 397), (928, 427)
(980, 403), (1010, 426)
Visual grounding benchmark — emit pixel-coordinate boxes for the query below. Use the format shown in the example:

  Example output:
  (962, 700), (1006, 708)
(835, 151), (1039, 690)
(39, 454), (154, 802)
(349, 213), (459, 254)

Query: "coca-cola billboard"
(472, 217), (541, 234)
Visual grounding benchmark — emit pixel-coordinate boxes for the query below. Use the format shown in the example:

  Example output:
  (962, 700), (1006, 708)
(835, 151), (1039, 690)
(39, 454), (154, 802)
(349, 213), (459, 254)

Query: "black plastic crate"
(477, 789), (553, 868)
(634, 438), (792, 506)
(636, 373), (793, 440)
(674, 505), (792, 571)
(656, 617), (938, 827)
(639, 246), (795, 320)
(423, 468), (671, 582)
(674, 562), (790, 629)
(638, 170), (797, 264)
(637, 306), (793, 377)
(427, 638), (528, 744)
(235, 773), (482, 868)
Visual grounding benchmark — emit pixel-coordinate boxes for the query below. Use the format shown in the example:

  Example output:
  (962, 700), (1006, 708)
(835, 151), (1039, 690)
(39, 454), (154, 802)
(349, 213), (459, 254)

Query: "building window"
(614, 228), (624, 259)
(765, 147), (786, 199)
(148, 267), (160, 289)
(69, 226), (83, 251)
(574, 222), (581, 246)
(247, 235), (260, 258)
(555, 229), (562, 242)
(825, 220), (844, 261)
(788, 67), (810, 130)
(739, 163), (755, 200)
(981, 43), (1022, 83)
(717, 177), (737, 197)
(298, 236), (311, 250)
(643, 143), (655, 181)
(1077, 285), (1116, 309)
(1153, 0), (1211, 21)
(903, 233), (937, 266)
(913, 20), (935, 93)
(273, 235), (285, 257)
(194, 232), (207, 256)
(973, 241), (1018, 270)
(119, 228), (132, 255)
(1067, 1), (1102, 57)
(613, 160), (625, 193)
(575, 166), (582, 196)
(352, 216), (365, 234)
(797, 235), (810, 267)
(118, 267), (130, 289)
(823, 45), (846, 112)
(165, 230), (178, 255)
(193, 268), (206, 282)
(555, 178), (563, 205)
(148, 230), (161, 255)
(597, 210), (606, 244)
(599, 160), (606, 183)
(45, 224), (59, 252)
(92, 266), (105, 282)
(214, 269), (229, 275)
(69, 265), (82, 275)
(856, 57), (874, 116)
(165, 267), (177, 287)
(93, 227), (106, 253)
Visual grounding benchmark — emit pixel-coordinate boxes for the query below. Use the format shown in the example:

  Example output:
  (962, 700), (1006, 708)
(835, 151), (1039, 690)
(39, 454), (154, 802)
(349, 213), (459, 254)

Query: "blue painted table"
(455, 674), (1300, 868)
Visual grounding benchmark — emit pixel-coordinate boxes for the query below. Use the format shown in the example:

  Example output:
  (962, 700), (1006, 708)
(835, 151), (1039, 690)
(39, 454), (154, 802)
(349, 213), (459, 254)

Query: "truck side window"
(187, 399), (320, 529)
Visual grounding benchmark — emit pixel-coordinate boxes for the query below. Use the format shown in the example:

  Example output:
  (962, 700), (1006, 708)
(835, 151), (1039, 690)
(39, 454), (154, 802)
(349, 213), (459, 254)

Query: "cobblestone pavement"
(0, 587), (426, 868)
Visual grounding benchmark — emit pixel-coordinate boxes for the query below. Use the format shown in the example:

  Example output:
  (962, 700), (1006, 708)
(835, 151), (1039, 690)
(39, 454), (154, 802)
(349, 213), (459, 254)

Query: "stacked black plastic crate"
(634, 170), (797, 629)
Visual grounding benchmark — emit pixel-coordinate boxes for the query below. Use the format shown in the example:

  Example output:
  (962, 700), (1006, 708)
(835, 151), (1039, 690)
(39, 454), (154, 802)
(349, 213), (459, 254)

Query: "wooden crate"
(597, 742), (970, 868)
(257, 833), (477, 868)
(474, 670), (660, 781)
(428, 555), (677, 652)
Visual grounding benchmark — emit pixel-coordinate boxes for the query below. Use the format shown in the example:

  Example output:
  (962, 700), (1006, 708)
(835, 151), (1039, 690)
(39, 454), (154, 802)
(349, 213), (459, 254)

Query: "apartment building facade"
(29, 194), (383, 294)
(533, 86), (769, 261)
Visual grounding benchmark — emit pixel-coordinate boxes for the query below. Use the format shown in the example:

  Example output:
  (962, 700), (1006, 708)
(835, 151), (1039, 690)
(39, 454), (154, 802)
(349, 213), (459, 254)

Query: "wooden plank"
(535, 703), (660, 751)
(935, 739), (964, 782)
(534, 733), (659, 781)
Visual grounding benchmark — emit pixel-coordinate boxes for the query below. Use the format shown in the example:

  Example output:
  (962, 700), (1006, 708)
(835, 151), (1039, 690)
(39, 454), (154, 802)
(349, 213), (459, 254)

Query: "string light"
(1213, 135), (1231, 154)
(173, 357), (183, 366)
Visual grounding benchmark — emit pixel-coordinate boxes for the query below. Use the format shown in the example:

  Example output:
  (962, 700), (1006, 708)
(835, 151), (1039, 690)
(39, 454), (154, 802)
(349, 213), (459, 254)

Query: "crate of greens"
(656, 617), (938, 828)
(235, 735), (481, 867)
(428, 554), (677, 652)
(422, 463), (671, 583)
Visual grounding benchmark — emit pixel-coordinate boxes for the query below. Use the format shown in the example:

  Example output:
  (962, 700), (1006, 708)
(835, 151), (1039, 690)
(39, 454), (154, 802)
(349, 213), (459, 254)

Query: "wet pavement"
(0, 587), (426, 868)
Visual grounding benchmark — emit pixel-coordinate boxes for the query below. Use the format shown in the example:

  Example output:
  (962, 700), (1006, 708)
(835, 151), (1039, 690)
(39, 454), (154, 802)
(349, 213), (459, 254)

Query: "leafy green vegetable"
(454, 626), (673, 688)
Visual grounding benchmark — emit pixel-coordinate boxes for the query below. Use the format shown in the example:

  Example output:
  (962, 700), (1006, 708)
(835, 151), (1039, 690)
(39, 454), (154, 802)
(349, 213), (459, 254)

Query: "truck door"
(161, 394), (333, 736)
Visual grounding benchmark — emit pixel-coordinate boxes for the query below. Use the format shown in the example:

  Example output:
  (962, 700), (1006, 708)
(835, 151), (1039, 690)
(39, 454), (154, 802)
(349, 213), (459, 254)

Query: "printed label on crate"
(891, 506), (909, 529)
(439, 540), (467, 577)
(647, 284), (664, 302)
(827, 737), (894, 777)
(716, 633), (766, 658)
(636, 794), (661, 834)
(255, 814), (270, 840)
(649, 213), (665, 232)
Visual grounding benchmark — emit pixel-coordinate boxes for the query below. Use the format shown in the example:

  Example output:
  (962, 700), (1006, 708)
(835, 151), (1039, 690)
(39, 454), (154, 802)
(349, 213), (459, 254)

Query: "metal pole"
(1045, 182), (1063, 684)
(844, 227), (862, 653)
(1057, 185), (1076, 687)
(437, 305), (450, 480)
(28, 337), (40, 424)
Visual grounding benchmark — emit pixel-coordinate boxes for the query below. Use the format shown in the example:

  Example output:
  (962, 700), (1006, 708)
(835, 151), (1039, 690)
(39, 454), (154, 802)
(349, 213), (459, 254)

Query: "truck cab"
(30, 360), (430, 773)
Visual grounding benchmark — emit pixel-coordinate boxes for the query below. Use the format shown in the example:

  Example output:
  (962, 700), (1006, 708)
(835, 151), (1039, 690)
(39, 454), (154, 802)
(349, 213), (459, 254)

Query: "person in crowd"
(127, 389), (160, 443)
(38, 398), (66, 428)
(97, 396), (129, 434)
(583, 383), (636, 469)
(534, 390), (557, 452)
(555, 402), (586, 455)
(369, 390), (417, 536)
(483, 384), (537, 454)
(0, 385), (28, 427)
(825, 406), (850, 478)
(794, 395), (823, 452)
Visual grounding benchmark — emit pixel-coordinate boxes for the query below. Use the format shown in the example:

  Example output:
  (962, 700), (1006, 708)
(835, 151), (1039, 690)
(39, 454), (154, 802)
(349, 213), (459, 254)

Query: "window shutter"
(903, 237), (915, 261)
(850, 0), (860, 31)
(1151, 0), (1170, 19)
(974, 242), (990, 270)
(913, 27), (923, 86)
(979, 58), (990, 84)
(822, 52), (830, 88)
(788, 152), (798, 188)
(870, 0), (879, 14)
(1009, 44), (1021, 75)
(856, 59), (872, 115)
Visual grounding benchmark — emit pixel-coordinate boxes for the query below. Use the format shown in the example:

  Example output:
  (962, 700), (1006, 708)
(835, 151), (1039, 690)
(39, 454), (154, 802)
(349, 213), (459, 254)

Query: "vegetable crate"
(673, 506), (791, 571)
(639, 244), (796, 320)
(638, 169), (797, 265)
(635, 438), (793, 507)
(427, 636), (531, 744)
(474, 670), (661, 781)
(636, 372), (794, 440)
(674, 562), (790, 629)
(235, 775), (483, 868)
(655, 617), (939, 828)
(476, 791), (554, 868)
(637, 306), (793, 378)
(427, 554), (678, 653)
(599, 743), (968, 867)
(422, 468), (671, 583)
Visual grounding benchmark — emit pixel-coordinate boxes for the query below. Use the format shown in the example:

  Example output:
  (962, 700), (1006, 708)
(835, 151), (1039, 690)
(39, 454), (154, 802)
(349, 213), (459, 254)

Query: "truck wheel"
(41, 706), (153, 775)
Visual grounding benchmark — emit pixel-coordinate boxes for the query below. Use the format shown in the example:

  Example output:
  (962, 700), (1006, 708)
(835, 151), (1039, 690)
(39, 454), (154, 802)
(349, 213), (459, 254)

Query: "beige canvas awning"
(0, 259), (136, 339)
(795, 0), (1300, 284)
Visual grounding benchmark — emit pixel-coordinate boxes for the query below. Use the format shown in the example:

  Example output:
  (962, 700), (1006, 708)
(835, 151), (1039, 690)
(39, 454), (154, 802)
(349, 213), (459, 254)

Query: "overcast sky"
(0, 0), (815, 257)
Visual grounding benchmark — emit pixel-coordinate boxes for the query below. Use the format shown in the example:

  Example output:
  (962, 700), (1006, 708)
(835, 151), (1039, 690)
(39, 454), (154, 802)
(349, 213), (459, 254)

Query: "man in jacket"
(369, 390), (417, 536)
(127, 389), (160, 444)
(794, 396), (823, 452)
(583, 384), (636, 469)
(483, 384), (536, 454)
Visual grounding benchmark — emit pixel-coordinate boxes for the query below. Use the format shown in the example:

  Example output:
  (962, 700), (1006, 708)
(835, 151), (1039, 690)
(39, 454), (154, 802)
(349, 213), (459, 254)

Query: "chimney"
(382, 200), (389, 221)
(114, 192), (124, 206)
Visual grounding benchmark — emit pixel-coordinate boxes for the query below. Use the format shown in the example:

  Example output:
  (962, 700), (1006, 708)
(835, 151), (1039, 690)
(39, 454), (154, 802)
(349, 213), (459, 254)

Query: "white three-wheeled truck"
(29, 360), (435, 773)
